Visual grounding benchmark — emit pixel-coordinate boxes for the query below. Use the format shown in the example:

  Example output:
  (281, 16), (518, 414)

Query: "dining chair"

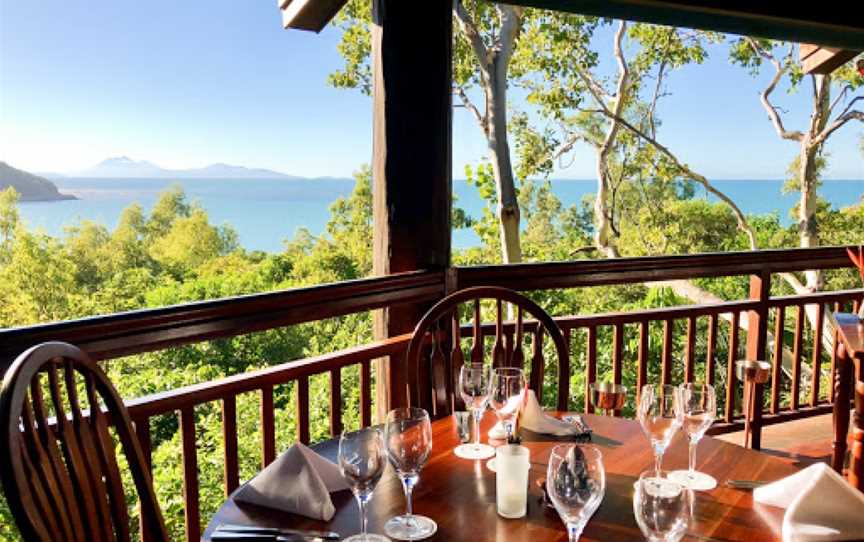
(0, 341), (169, 542)
(405, 286), (569, 419)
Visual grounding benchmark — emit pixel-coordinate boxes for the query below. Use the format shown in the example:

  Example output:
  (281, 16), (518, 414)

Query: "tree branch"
(454, 0), (490, 76)
(454, 85), (486, 130)
(810, 98), (864, 147)
(746, 38), (804, 142)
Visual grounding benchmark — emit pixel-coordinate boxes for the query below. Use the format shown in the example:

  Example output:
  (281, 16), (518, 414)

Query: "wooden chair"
(405, 286), (568, 419)
(0, 342), (168, 542)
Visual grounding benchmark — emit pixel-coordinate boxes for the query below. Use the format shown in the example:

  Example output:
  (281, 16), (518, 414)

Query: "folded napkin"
(235, 443), (349, 521)
(489, 390), (589, 439)
(754, 463), (864, 542)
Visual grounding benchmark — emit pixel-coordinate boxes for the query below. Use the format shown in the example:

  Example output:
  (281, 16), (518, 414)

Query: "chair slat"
(705, 315), (717, 386)
(584, 326), (597, 414)
(512, 308), (525, 368)
(471, 300), (483, 364)
(637, 321), (649, 405)
(492, 299), (505, 367)
(450, 311), (465, 411)
(684, 316), (696, 383)
(531, 326), (546, 400)
(662, 320), (673, 386)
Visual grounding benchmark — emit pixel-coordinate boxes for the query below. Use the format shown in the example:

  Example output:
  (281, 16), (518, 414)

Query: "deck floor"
(714, 413), (851, 469)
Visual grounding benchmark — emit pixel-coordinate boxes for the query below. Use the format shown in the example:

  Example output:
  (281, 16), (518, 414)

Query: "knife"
(216, 524), (340, 540)
(725, 479), (769, 490)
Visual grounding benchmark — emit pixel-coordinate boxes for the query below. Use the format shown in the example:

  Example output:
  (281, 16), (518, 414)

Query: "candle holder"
(495, 444), (530, 518)
(589, 382), (627, 416)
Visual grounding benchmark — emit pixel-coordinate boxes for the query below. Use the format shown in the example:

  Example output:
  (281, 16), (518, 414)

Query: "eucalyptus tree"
(729, 41), (863, 292)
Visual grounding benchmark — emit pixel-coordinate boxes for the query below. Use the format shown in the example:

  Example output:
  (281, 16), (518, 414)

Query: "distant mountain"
(0, 162), (76, 201)
(76, 156), (298, 179)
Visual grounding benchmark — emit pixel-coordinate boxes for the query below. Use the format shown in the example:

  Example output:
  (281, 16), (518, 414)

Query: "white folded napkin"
(489, 390), (585, 438)
(235, 442), (349, 521)
(754, 463), (864, 542)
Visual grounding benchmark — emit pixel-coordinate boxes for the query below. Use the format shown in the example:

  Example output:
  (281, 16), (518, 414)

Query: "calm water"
(17, 177), (863, 252)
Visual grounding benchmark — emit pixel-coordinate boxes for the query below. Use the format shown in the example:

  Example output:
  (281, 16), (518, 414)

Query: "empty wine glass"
(669, 383), (717, 491)
(455, 363), (495, 460)
(338, 427), (388, 542)
(637, 384), (682, 476)
(489, 367), (526, 443)
(383, 407), (437, 540)
(546, 444), (606, 542)
(633, 470), (692, 542)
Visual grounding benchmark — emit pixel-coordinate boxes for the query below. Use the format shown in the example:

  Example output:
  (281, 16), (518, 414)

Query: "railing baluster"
(830, 302), (840, 403)
(685, 316), (696, 383)
(706, 314), (717, 386)
(612, 323), (623, 416)
(770, 306), (785, 414)
(179, 407), (200, 542)
(534, 326), (547, 401)
(260, 385), (276, 467)
(662, 320), (673, 386)
(360, 360), (372, 427)
(297, 377), (310, 444)
(725, 312), (739, 423)
(584, 326), (596, 414)
(810, 303), (824, 406)
(553, 326), (566, 410)
(330, 369), (343, 437)
(791, 305), (804, 410)
(637, 321), (648, 405)
(135, 418), (153, 542)
(221, 395), (239, 496)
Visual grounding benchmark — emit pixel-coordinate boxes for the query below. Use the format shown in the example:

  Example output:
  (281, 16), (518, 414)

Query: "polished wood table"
(832, 312), (864, 491)
(204, 412), (798, 542)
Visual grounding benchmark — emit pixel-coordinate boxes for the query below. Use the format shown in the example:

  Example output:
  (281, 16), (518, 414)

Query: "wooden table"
(204, 412), (797, 542)
(832, 312), (864, 491)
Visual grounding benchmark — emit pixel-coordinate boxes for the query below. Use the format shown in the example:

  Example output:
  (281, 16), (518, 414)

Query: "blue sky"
(1, 0), (861, 180)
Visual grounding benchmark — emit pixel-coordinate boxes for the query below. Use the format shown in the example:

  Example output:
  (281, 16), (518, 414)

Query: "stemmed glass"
(338, 427), (389, 542)
(633, 470), (692, 542)
(546, 444), (606, 542)
(383, 407), (437, 540)
(455, 363), (495, 460)
(669, 383), (717, 490)
(489, 367), (526, 443)
(637, 384), (682, 476)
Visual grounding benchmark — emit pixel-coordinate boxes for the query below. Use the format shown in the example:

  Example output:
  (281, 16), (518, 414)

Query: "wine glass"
(338, 427), (389, 542)
(489, 367), (526, 443)
(383, 407), (437, 540)
(669, 383), (717, 490)
(455, 363), (495, 460)
(589, 382), (627, 416)
(637, 384), (682, 476)
(546, 444), (606, 542)
(633, 470), (692, 542)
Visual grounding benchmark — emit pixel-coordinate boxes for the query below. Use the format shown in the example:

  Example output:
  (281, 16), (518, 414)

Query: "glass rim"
(549, 442), (603, 461)
(385, 406), (430, 421)
(340, 426), (383, 439)
(492, 366), (525, 377)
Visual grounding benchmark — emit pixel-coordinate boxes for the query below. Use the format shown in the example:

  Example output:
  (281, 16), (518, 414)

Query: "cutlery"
(725, 479), (769, 490)
(215, 524), (340, 540)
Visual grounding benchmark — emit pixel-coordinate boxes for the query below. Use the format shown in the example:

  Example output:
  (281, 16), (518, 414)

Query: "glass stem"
(566, 521), (584, 542)
(654, 450), (663, 477)
(356, 493), (369, 536)
(401, 475), (416, 518)
(688, 439), (697, 473)
(473, 408), (482, 449)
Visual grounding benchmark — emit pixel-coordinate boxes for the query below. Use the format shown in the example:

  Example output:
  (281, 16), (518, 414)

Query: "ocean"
(15, 177), (863, 253)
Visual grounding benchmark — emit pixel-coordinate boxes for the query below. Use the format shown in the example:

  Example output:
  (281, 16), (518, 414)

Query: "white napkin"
(754, 463), (864, 542)
(489, 390), (585, 438)
(234, 443), (349, 521)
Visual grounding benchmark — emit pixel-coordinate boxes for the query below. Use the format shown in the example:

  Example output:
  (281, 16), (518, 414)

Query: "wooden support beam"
(371, 0), (453, 419)
(745, 271), (771, 450)
(494, 1), (864, 50)
(279, 0), (347, 32)
(800, 44), (861, 75)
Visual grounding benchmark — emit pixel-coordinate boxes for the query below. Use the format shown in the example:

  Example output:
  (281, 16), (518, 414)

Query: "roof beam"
(493, 1), (864, 50)
(279, 0), (347, 32)
(800, 45), (861, 75)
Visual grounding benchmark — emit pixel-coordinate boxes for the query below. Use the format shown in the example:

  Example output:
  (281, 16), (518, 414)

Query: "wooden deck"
(715, 412), (852, 469)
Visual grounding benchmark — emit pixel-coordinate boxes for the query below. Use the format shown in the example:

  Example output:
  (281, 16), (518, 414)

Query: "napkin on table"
(754, 462), (864, 542)
(234, 442), (349, 521)
(489, 390), (590, 439)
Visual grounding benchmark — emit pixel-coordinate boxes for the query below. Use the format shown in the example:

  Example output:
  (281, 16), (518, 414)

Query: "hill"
(77, 156), (298, 179)
(0, 162), (76, 201)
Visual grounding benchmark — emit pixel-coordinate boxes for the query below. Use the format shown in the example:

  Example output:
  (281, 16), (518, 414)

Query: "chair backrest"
(0, 342), (168, 542)
(405, 286), (568, 419)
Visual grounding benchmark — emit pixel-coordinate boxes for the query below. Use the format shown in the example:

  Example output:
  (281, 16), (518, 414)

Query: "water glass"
(546, 444), (606, 542)
(338, 427), (389, 542)
(633, 470), (692, 542)
(669, 383), (717, 491)
(489, 367), (526, 442)
(455, 363), (495, 459)
(383, 407), (437, 540)
(637, 384), (682, 475)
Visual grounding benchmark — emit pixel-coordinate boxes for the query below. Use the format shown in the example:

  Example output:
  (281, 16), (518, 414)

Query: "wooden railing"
(1, 247), (861, 542)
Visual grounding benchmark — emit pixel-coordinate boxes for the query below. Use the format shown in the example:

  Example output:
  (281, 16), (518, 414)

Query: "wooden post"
(371, 0), (452, 420)
(745, 270), (771, 449)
